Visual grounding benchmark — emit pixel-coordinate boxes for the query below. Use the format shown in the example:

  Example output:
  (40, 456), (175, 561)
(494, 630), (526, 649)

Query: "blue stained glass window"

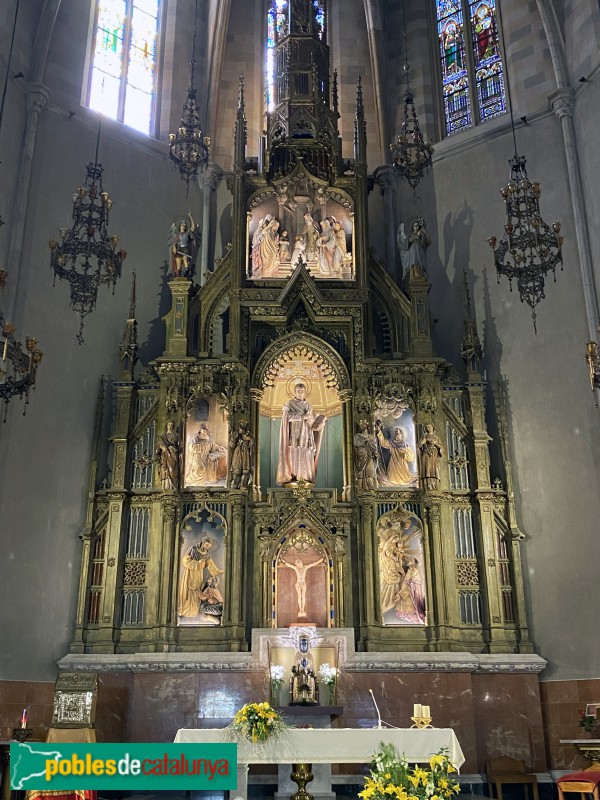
(313, 1), (326, 41)
(436, 0), (506, 135)
(88, 0), (160, 136)
(469, 0), (505, 121)
(266, 0), (288, 113)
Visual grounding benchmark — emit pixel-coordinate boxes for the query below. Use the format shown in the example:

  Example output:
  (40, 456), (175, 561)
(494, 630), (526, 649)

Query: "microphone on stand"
(369, 688), (383, 729)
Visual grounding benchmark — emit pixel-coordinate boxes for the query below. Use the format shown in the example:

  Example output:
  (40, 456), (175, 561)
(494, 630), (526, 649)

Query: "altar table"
(174, 727), (465, 798)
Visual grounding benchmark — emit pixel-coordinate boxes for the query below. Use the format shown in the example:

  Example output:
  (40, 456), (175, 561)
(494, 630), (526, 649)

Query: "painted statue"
(397, 218), (431, 277)
(229, 420), (254, 489)
(156, 420), (181, 490)
(276, 382), (326, 486)
(280, 555), (325, 618)
(317, 218), (343, 276)
(418, 422), (444, 490)
(353, 419), (379, 490)
(169, 215), (200, 277)
(178, 538), (224, 619)
(260, 216), (281, 277)
(187, 423), (228, 485)
(375, 423), (417, 487)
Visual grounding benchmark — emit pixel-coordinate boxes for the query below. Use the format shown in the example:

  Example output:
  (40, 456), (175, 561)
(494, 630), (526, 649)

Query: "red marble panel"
(472, 673), (546, 773)
(334, 671), (478, 773)
(540, 678), (600, 770)
(96, 673), (133, 743)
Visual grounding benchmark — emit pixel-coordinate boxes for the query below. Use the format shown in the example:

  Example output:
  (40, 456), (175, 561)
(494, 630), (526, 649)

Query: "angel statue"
(169, 214), (201, 278)
(397, 217), (431, 280)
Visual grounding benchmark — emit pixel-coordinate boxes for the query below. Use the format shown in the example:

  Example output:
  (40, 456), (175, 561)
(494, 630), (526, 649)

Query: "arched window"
(86, 0), (162, 136)
(436, 0), (506, 136)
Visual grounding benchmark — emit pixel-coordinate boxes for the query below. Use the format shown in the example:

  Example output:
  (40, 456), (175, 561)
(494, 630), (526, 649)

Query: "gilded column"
(152, 498), (178, 647)
(162, 279), (193, 358)
(357, 497), (375, 646)
(339, 388), (353, 502)
(228, 495), (246, 639)
(249, 387), (263, 500)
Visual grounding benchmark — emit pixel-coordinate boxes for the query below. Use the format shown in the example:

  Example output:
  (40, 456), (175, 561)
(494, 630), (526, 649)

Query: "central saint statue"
(276, 383), (326, 486)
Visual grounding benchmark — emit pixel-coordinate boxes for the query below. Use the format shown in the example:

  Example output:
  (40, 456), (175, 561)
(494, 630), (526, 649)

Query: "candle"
(20, 708), (28, 729)
(422, 705), (430, 718)
(413, 703), (422, 717)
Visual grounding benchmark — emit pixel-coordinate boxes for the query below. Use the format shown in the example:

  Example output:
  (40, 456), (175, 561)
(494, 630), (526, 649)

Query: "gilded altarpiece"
(70, 0), (533, 659)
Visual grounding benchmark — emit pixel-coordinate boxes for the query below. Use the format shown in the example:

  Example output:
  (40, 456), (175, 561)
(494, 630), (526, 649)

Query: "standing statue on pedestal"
(156, 420), (181, 490)
(169, 214), (200, 277)
(353, 419), (379, 490)
(229, 420), (254, 488)
(418, 422), (444, 490)
(397, 218), (431, 279)
(276, 383), (326, 486)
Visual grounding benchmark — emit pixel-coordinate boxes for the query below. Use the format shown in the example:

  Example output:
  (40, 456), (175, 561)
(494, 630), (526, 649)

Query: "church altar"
(175, 727), (464, 798)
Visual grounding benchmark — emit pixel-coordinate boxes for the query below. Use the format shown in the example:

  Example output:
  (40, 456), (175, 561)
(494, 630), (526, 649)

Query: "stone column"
(550, 89), (600, 341)
(6, 84), (50, 323)
(162, 279), (192, 358)
(373, 165), (398, 283)
(249, 387), (263, 500)
(229, 494), (246, 633)
(154, 498), (178, 646)
(338, 389), (353, 502)
(358, 497), (375, 642)
(199, 162), (223, 286)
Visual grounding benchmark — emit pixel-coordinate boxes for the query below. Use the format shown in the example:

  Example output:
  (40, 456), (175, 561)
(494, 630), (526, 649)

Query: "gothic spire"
(234, 74), (247, 168)
(119, 270), (138, 380)
(354, 74), (367, 164)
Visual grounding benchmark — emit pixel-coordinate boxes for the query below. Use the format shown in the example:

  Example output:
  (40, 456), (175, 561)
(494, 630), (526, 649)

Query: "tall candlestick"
(20, 708), (28, 729)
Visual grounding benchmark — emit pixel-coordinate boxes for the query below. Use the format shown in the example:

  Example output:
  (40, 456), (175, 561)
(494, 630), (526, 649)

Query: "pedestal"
(275, 708), (342, 800)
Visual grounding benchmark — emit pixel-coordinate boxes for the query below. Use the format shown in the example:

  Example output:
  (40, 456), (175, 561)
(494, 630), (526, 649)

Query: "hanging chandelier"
(0, 270), (43, 420)
(168, 0), (210, 193)
(488, 0), (562, 333)
(49, 126), (126, 344)
(390, 6), (433, 194)
(488, 154), (563, 331)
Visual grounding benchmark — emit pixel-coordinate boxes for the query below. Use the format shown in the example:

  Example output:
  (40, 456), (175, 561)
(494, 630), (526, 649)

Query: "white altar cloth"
(175, 726), (464, 767)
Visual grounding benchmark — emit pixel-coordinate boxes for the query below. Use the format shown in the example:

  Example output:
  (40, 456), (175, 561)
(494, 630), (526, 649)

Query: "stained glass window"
(88, 0), (160, 136)
(313, 1), (326, 41)
(266, 0), (289, 113)
(436, 0), (505, 135)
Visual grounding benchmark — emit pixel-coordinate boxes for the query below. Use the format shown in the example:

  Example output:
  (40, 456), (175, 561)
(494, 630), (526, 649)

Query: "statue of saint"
(289, 663), (319, 705)
(186, 423), (228, 485)
(260, 216), (281, 277)
(302, 213), (320, 260)
(276, 383), (326, 486)
(156, 420), (181, 490)
(418, 422), (444, 490)
(317, 218), (343, 276)
(280, 555), (325, 617)
(169, 215), (200, 277)
(397, 218), (431, 278)
(375, 424), (417, 487)
(353, 419), (379, 490)
(178, 538), (224, 619)
(229, 420), (254, 489)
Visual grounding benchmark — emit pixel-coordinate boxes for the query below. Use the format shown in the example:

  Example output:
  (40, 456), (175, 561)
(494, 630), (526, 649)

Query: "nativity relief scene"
(71, 0), (532, 670)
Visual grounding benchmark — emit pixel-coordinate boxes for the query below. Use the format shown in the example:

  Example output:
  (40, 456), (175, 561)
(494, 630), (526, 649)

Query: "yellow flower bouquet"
(359, 744), (461, 800)
(228, 701), (287, 744)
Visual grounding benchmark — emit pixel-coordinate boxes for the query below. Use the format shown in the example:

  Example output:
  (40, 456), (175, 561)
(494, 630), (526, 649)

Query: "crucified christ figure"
(280, 556), (325, 617)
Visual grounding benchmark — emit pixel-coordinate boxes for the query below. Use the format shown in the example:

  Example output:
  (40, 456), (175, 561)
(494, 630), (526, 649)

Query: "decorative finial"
(238, 74), (245, 111)
(461, 272), (483, 374)
(128, 269), (137, 320)
(332, 69), (339, 115)
(356, 74), (364, 116)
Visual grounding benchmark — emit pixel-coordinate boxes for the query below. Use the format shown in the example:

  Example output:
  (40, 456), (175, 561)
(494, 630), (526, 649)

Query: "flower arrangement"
(359, 744), (461, 800)
(578, 708), (600, 735)
(317, 662), (337, 688)
(228, 701), (287, 744)
(270, 664), (285, 691)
